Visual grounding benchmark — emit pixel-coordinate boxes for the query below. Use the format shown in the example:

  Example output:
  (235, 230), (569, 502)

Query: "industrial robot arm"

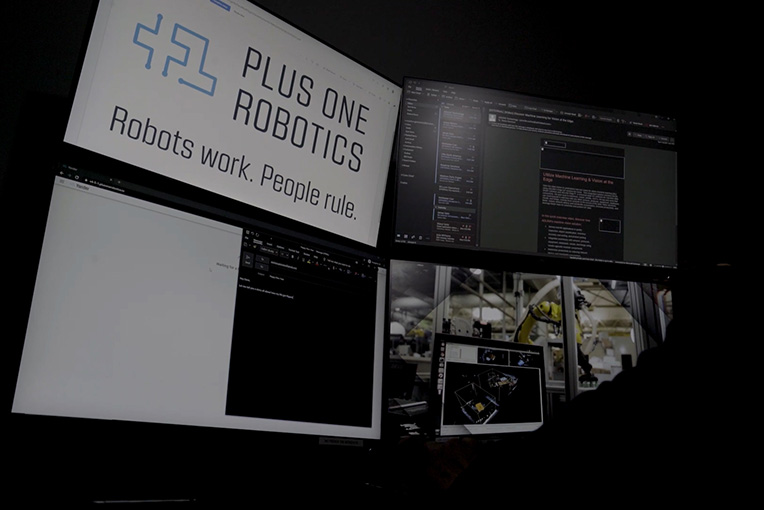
(513, 292), (598, 385)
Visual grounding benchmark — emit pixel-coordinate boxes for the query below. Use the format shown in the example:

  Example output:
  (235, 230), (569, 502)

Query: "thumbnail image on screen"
(432, 334), (546, 437)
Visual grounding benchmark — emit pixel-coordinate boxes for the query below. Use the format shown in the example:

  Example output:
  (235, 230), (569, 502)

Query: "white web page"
(13, 177), (242, 425)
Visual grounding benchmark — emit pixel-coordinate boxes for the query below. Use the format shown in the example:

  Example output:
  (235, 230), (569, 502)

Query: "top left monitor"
(64, 0), (401, 247)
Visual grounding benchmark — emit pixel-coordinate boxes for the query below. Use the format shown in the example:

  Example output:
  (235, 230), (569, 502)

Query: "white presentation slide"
(65, 0), (401, 246)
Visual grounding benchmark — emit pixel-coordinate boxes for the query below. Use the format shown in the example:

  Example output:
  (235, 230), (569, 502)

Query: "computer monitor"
(7, 141), (389, 500)
(430, 334), (546, 437)
(391, 77), (678, 277)
(64, 0), (401, 247)
(11, 147), (387, 433)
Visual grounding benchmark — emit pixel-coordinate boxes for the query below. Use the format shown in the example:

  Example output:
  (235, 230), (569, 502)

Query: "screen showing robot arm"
(513, 294), (596, 384)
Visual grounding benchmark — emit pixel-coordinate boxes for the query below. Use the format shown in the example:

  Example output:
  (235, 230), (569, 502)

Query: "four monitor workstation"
(6, 0), (678, 501)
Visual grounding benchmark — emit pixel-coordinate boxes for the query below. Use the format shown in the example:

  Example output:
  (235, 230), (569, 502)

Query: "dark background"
(1, 1), (746, 270)
(0, 0), (749, 504)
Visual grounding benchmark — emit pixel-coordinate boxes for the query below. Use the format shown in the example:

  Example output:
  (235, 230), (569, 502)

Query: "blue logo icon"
(133, 14), (217, 96)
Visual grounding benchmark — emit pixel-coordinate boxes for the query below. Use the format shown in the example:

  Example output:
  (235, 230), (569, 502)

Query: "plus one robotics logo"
(133, 13), (218, 96)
